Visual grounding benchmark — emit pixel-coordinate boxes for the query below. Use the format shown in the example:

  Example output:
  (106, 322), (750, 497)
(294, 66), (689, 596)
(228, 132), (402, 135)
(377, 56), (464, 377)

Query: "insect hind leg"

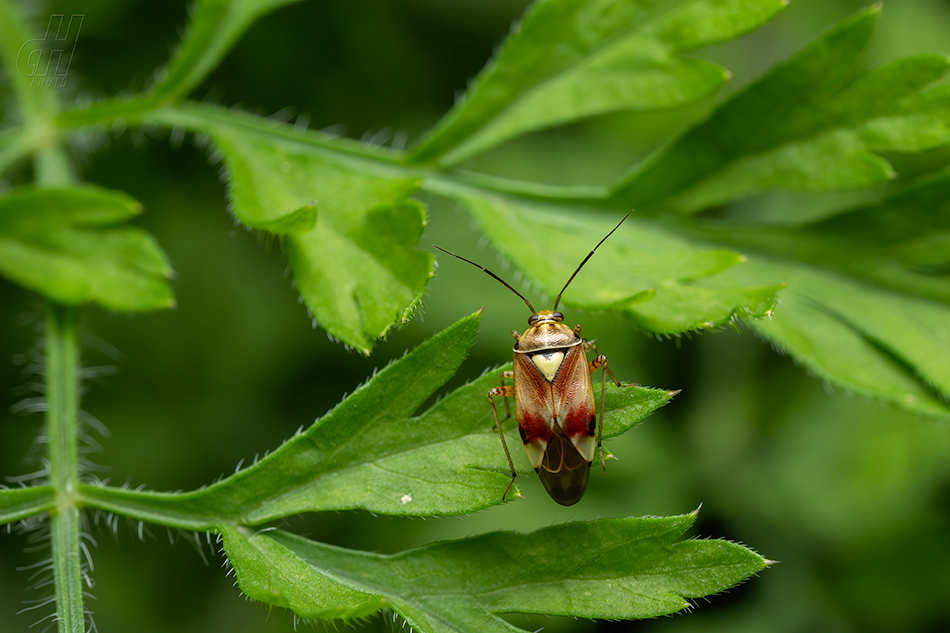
(489, 384), (518, 501)
(586, 346), (636, 474)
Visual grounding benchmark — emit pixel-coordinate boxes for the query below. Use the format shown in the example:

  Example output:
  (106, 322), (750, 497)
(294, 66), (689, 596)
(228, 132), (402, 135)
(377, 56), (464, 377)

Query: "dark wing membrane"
(538, 431), (591, 506)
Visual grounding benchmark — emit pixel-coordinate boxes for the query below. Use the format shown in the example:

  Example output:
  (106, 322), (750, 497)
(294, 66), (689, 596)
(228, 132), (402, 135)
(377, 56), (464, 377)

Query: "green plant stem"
(2, 0), (87, 620)
(49, 506), (86, 632)
(0, 0), (56, 124)
(46, 303), (79, 496)
(45, 302), (86, 633)
(33, 59), (84, 623)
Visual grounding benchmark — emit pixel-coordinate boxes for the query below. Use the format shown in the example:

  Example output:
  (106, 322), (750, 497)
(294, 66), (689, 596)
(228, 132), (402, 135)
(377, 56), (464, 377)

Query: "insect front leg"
(588, 341), (624, 388)
(498, 370), (514, 421)
(489, 384), (518, 501)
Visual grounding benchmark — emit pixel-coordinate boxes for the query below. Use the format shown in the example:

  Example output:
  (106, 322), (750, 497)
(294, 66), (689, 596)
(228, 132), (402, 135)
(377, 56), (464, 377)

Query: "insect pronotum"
(433, 210), (634, 505)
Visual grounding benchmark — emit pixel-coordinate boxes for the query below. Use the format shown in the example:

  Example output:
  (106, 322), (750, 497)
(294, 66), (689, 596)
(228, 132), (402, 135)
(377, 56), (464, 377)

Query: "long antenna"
(432, 245), (537, 314)
(553, 209), (634, 311)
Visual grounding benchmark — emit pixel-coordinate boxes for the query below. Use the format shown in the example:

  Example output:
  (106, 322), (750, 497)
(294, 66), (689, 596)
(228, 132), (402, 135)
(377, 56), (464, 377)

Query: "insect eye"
(551, 311), (564, 321)
(528, 314), (540, 326)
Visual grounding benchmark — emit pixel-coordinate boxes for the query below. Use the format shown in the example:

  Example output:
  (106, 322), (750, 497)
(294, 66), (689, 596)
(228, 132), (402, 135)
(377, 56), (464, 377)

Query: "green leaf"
(158, 103), (434, 353)
(686, 167), (950, 304)
(221, 512), (769, 630)
(0, 486), (55, 524)
(410, 0), (786, 166)
(286, 195), (431, 352)
(718, 256), (950, 420)
(666, 160), (950, 419)
(438, 188), (780, 334)
(0, 186), (175, 311)
(219, 525), (387, 620)
(78, 312), (675, 525)
(612, 7), (950, 213)
(148, 0), (303, 102)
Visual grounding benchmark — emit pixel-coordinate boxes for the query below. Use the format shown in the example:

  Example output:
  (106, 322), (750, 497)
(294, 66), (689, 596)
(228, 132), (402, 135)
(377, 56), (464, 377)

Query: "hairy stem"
(45, 302), (86, 632)
(46, 303), (79, 497)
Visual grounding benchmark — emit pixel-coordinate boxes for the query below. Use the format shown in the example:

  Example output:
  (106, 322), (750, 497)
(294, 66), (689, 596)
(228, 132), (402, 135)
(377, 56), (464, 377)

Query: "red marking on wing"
(550, 344), (596, 441)
(513, 343), (598, 471)
(513, 352), (555, 444)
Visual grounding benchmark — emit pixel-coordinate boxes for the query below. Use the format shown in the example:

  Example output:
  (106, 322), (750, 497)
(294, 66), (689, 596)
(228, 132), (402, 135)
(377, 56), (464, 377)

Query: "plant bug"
(433, 210), (634, 506)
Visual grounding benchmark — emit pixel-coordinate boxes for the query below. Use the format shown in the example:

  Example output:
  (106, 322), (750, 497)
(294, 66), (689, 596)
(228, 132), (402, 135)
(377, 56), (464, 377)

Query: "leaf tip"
(667, 388), (682, 398)
(763, 559), (780, 567)
(689, 502), (703, 518)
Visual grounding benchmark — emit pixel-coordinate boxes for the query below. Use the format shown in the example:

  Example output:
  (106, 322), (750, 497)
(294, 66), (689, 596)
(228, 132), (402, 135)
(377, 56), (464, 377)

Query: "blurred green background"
(2, 0), (950, 631)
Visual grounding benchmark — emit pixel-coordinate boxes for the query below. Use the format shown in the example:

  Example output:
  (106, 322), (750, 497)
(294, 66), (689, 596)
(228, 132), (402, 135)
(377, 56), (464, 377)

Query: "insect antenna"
(553, 209), (635, 311)
(432, 245), (537, 314)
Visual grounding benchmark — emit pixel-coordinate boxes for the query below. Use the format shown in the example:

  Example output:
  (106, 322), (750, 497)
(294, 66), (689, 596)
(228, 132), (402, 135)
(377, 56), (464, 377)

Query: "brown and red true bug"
(433, 210), (634, 506)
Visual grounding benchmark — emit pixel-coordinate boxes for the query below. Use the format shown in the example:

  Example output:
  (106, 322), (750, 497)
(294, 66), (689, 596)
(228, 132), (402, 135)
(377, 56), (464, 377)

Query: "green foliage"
(0, 485), (54, 524)
(0, 186), (174, 310)
(75, 313), (674, 525)
(613, 8), (950, 211)
(221, 513), (767, 632)
(148, 0), (304, 103)
(2, 0), (949, 630)
(410, 0), (786, 164)
(65, 315), (724, 632)
(444, 190), (782, 333)
(191, 105), (432, 351)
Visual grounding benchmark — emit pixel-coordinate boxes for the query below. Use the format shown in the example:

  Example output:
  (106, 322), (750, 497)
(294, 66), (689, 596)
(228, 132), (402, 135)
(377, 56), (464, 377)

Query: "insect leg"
(588, 341), (624, 387)
(587, 346), (635, 474)
(489, 385), (518, 501)
(499, 370), (514, 421)
(587, 354), (610, 473)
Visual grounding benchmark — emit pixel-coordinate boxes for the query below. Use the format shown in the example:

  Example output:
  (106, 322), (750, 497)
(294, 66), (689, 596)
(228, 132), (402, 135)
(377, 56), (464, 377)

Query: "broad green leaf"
(77, 313), (675, 526)
(0, 486), (55, 524)
(157, 103), (433, 353)
(612, 7), (950, 214)
(0, 186), (175, 311)
(684, 167), (950, 304)
(439, 188), (780, 334)
(219, 525), (387, 620)
(665, 160), (950, 419)
(409, 0), (786, 166)
(148, 0), (302, 102)
(720, 256), (950, 420)
(222, 512), (769, 631)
